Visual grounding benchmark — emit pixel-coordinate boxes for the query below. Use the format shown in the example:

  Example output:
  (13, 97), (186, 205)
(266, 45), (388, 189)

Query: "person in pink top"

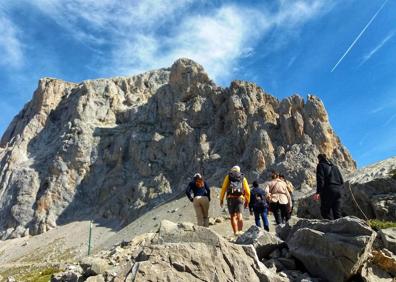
(264, 171), (292, 225)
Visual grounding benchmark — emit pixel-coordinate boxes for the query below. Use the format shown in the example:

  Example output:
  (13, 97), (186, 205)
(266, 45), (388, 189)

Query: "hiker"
(186, 173), (211, 227)
(249, 181), (269, 231)
(313, 154), (344, 220)
(279, 174), (294, 220)
(220, 166), (250, 235)
(265, 171), (291, 225)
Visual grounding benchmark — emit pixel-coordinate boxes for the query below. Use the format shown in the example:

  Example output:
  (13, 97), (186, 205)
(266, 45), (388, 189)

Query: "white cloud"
(23, 0), (334, 83)
(0, 9), (24, 68)
(360, 31), (394, 66)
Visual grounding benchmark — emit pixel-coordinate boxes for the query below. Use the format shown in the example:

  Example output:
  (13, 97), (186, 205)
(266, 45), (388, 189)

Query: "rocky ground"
(0, 189), (261, 281)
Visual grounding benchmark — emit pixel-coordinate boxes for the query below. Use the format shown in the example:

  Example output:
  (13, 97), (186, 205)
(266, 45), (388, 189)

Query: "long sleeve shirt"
(185, 181), (210, 201)
(219, 175), (250, 204)
(316, 160), (344, 194)
(264, 179), (291, 206)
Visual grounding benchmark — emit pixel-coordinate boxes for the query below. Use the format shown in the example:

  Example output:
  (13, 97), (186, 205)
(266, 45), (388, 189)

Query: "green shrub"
(368, 219), (396, 230)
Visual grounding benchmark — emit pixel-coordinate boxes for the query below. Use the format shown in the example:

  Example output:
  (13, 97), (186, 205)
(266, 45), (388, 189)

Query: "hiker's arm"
(316, 164), (325, 194)
(219, 176), (229, 205)
(248, 191), (254, 212)
(243, 178), (250, 205)
(285, 188), (292, 211)
(205, 182), (211, 201)
(185, 183), (193, 202)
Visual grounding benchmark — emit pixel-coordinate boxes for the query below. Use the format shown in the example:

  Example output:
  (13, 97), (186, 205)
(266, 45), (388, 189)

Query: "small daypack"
(253, 189), (268, 210)
(227, 171), (244, 196)
(195, 178), (205, 188)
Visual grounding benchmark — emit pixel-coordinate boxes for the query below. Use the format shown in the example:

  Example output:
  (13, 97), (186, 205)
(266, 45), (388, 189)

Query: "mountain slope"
(0, 58), (355, 239)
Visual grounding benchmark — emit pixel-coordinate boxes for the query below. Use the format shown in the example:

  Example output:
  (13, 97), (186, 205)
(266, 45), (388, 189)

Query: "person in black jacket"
(313, 154), (344, 220)
(249, 181), (269, 231)
(186, 173), (211, 227)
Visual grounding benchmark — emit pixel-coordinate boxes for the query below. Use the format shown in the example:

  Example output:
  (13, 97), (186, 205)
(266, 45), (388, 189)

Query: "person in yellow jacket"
(220, 165), (250, 236)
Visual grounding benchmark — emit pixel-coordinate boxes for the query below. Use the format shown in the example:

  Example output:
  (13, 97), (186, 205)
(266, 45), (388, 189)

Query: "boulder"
(80, 257), (110, 276)
(360, 262), (394, 282)
(85, 275), (105, 282)
(371, 249), (396, 277)
(286, 217), (376, 282)
(131, 220), (288, 282)
(379, 228), (396, 255)
(235, 225), (284, 259)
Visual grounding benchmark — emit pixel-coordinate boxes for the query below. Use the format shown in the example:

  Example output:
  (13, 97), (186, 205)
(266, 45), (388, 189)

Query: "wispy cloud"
(331, 0), (389, 72)
(0, 9), (24, 68)
(384, 113), (396, 127)
(359, 31), (394, 66)
(20, 0), (333, 82)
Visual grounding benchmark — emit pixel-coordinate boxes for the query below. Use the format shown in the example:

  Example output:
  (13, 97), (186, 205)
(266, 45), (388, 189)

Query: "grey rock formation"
(53, 220), (288, 282)
(0, 58), (356, 239)
(286, 216), (376, 282)
(235, 225), (284, 259)
(379, 228), (396, 255)
(297, 156), (396, 221)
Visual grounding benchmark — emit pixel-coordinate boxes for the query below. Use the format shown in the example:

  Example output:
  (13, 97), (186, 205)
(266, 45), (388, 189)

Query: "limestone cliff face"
(0, 58), (356, 239)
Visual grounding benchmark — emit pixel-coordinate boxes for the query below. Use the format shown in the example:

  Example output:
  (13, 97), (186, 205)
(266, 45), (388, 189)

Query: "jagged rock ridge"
(0, 58), (356, 239)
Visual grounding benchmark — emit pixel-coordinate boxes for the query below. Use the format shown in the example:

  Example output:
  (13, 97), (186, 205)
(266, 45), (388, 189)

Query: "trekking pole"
(88, 220), (93, 256)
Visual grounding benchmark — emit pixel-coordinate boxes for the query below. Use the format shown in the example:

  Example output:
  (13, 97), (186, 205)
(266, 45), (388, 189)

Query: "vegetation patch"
(368, 219), (396, 231)
(0, 265), (62, 282)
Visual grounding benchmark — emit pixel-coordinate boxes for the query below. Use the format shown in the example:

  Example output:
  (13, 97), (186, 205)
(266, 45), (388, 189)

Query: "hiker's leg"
(193, 198), (204, 226)
(230, 213), (238, 234)
(331, 192), (342, 220)
(254, 210), (261, 227)
(237, 212), (243, 231)
(202, 196), (210, 227)
(320, 194), (332, 220)
(271, 203), (281, 224)
(262, 208), (269, 231)
(279, 204), (288, 224)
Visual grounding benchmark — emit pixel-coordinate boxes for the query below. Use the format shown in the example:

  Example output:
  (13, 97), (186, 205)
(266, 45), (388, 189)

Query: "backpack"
(253, 188), (268, 210)
(227, 171), (244, 196)
(195, 178), (205, 188)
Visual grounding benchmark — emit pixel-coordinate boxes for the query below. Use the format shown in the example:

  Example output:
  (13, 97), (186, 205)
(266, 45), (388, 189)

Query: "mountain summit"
(0, 58), (355, 239)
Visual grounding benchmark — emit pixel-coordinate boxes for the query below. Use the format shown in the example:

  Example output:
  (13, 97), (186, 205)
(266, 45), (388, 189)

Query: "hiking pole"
(88, 220), (93, 256)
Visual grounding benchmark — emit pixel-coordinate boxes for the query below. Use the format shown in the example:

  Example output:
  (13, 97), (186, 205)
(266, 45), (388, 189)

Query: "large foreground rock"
(131, 220), (287, 281)
(235, 225), (284, 259)
(379, 228), (396, 255)
(285, 217), (376, 282)
(52, 220), (288, 281)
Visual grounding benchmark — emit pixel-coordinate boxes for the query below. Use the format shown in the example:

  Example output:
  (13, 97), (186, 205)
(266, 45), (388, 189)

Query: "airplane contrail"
(331, 0), (389, 72)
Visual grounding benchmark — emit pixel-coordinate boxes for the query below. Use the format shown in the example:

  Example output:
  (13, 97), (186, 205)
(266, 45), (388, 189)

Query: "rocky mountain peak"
(0, 58), (356, 239)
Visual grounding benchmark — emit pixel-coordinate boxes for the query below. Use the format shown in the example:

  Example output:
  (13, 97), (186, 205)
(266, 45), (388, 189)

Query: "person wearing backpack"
(265, 171), (291, 225)
(186, 173), (211, 227)
(279, 174), (294, 220)
(249, 181), (269, 231)
(219, 166), (250, 236)
(313, 154), (344, 220)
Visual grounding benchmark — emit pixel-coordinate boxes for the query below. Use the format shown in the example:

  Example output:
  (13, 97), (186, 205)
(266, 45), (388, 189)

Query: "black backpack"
(253, 188), (268, 210)
(227, 171), (244, 196)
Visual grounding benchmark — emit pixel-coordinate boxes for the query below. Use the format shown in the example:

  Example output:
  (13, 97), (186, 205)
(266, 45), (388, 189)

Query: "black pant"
(320, 190), (342, 220)
(270, 202), (288, 224)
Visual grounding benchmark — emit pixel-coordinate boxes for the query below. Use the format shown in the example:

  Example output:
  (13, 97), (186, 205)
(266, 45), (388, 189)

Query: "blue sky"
(0, 0), (395, 168)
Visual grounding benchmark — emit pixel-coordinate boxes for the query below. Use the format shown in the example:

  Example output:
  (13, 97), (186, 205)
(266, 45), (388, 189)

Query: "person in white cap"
(219, 165), (250, 236)
(185, 173), (211, 227)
